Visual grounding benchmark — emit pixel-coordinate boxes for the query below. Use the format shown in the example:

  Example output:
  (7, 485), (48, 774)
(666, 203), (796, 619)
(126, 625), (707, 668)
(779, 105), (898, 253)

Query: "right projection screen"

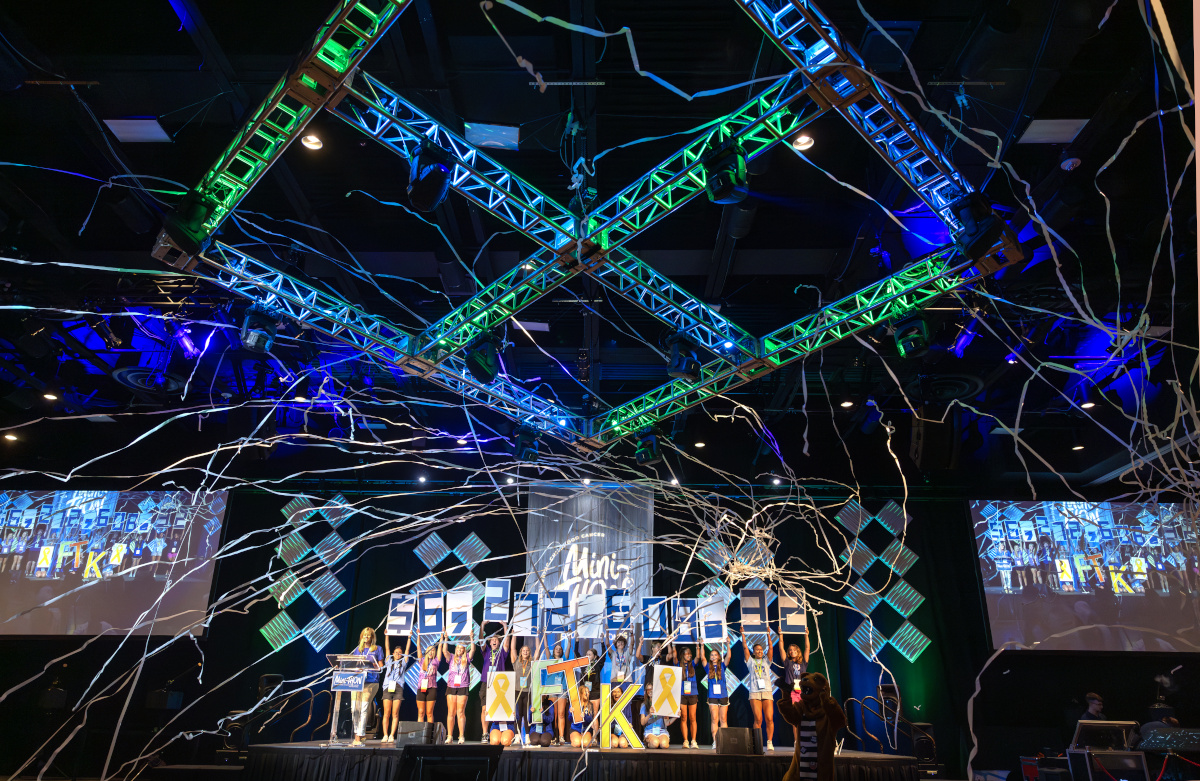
(970, 500), (1199, 652)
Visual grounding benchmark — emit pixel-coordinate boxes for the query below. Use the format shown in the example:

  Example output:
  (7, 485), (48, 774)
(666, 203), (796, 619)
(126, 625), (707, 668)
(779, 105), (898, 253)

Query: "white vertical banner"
(485, 671), (517, 722)
(700, 597), (727, 642)
(386, 592), (415, 636)
(483, 578), (511, 622)
(779, 591), (807, 634)
(446, 590), (473, 638)
(576, 593), (606, 639)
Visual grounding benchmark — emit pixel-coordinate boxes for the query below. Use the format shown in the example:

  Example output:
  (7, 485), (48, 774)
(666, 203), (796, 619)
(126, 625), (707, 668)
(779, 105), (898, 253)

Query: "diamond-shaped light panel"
(848, 620), (888, 661)
(839, 539), (878, 575)
(302, 611), (340, 652)
(320, 493), (353, 528)
(277, 530), (311, 566)
(844, 584), (883, 616)
(415, 532), (452, 569)
(411, 573), (445, 594)
(307, 569), (346, 608)
(260, 611), (301, 652)
(875, 501), (911, 535)
(835, 500), (871, 534)
(696, 538), (734, 573)
(11, 493), (31, 511)
(281, 496), (318, 528)
(313, 531), (351, 568)
(454, 572), (485, 606)
(889, 621), (932, 662)
(734, 538), (772, 570)
(879, 538), (918, 576)
(453, 532), (490, 570)
(268, 571), (304, 608)
(697, 578), (736, 608)
(883, 579), (925, 618)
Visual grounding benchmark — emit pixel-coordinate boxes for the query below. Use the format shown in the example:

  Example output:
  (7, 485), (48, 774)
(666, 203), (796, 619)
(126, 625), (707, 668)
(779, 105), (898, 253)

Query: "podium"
(326, 653), (380, 745)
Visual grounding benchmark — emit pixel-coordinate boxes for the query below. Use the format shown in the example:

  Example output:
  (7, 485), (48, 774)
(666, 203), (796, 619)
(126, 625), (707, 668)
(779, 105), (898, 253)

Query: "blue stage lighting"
(408, 143), (453, 213)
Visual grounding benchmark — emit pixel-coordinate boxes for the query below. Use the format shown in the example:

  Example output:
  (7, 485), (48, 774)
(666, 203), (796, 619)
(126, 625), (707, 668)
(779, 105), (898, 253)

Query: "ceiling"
(0, 0), (1192, 493)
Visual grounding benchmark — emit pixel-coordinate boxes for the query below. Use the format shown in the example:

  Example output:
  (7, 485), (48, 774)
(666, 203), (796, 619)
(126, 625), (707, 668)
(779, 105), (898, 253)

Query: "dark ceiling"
(0, 0), (1192, 493)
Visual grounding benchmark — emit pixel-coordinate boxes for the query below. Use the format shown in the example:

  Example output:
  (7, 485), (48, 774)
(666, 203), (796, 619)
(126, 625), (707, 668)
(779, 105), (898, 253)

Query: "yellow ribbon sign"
(487, 672), (514, 719)
(653, 667), (680, 715)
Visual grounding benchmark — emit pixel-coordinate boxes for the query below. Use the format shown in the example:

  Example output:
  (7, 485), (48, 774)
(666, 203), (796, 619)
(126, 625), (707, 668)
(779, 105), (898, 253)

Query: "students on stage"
(608, 686), (632, 748)
(488, 718), (516, 746)
(703, 642), (732, 750)
(415, 632), (445, 726)
(783, 631), (812, 695)
(479, 622), (511, 743)
(443, 632), (476, 743)
(584, 647), (603, 718)
(744, 628), (783, 751)
(381, 632), (414, 743)
(678, 644), (700, 748)
(543, 632), (573, 745)
(349, 627), (385, 747)
(511, 634), (534, 746)
(568, 681), (595, 747)
(640, 680), (678, 749)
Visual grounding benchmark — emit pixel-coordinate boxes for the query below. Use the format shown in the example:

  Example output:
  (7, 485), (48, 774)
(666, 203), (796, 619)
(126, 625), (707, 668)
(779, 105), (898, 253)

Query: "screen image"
(970, 500), (1199, 652)
(0, 490), (227, 636)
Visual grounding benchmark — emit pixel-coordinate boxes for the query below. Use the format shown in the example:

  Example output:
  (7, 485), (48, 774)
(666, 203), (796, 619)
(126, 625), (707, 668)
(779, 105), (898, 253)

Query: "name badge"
(794, 681), (801, 691)
(387, 682), (396, 693)
(684, 682), (691, 694)
(520, 676), (529, 688)
(756, 678), (767, 689)
(615, 670), (625, 683)
(420, 681), (428, 692)
(712, 683), (722, 696)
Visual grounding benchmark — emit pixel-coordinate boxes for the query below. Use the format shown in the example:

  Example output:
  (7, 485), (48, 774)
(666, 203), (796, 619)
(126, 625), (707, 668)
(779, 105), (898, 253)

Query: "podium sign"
(332, 671), (367, 692)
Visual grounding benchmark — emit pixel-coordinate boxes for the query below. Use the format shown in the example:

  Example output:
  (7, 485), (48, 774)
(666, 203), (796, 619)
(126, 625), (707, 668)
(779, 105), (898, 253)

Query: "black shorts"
(417, 687), (438, 702)
(681, 694), (699, 705)
(381, 686), (403, 702)
(447, 686), (468, 697)
(516, 691), (530, 715)
(709, 696), (729, 706)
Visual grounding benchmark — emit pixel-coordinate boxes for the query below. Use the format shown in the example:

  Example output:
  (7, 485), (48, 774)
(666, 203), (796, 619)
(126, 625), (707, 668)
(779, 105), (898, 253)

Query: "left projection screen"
(0, 490), (227, 635)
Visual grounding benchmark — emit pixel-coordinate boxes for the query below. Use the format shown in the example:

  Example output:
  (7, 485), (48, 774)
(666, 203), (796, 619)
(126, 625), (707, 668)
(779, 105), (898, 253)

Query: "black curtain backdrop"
(1, 488), (1198, 778)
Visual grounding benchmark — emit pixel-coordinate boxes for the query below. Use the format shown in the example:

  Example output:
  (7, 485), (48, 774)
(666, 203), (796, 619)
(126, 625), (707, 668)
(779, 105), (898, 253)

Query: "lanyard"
(753, 659), (766, 678)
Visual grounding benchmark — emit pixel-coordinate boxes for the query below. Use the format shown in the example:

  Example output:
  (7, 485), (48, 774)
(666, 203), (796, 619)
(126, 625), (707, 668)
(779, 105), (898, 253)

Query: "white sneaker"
(711, 741), (718, 751)
(767, 741), (775, 751)
(457, 737), (465, 745)
(692, 740), (699, 749)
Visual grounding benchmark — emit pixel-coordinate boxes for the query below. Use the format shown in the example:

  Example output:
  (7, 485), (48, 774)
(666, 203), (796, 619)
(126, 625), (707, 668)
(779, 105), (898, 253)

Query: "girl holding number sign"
(744, 625), (783, 751)
(381, 632), (414, 742)
(703, 642), (732, 751)
(510, 636), (534, 745)
(679, 645), (700, 748)
(415, 632), (445, 726)
(442, 630), (476, 744)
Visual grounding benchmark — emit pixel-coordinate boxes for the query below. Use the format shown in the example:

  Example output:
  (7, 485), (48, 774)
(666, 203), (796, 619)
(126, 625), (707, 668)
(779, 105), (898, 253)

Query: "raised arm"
(502, 622), (512, 655)
(802, 630), (810, 664)
(440, 633), (451, 663)
(742, 636), (753, 663)
(723, 643), (732, 666)
(775, 619), (785, 664)
(403, 632), (413, 660)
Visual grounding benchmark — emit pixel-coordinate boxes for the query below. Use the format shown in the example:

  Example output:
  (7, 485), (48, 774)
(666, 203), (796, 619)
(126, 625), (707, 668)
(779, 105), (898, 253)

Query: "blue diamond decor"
(835, 500), (871, 534)
(874, 501), (911, 535)
(839, 539), (878, 575)
(260, 611), (301, 652)
(302, 612), (340, 651)
(848, 620), (887, 661)
(281, 496), (318, 527)
(411, 573), (445, 594)
(697, 579), (736, 608)
(696, 538), (734, 573)
(313, 531), (351, 568)
(276, 530), (311, 566)
(740, 578), (777, 604)
(320, 493), (353, 528)
(454, 572), (485, 606)
(453, 532), (490, 569)
(879, 538), (919, 576)
(307, 569), (346, 608)
(268, 571), (304, 608)
(883, 580), (925, 618)
(844, 584), (883, 615)
(415, 532), (452, 569)
(734, 538), (772, 569)
(889, 621), (931, 662)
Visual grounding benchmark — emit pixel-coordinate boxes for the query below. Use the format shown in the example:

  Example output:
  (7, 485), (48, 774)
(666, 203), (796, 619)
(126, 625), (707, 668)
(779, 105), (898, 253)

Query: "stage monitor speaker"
(395, 721), (434, 746)
(716, 727), (763, 755)
(911, 722), (936, 765)
(392, 745), (504, 781)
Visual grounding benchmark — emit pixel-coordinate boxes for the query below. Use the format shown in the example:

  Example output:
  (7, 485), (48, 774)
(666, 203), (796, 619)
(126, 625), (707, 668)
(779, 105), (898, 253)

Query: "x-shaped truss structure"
(152, 0), (1018, 453)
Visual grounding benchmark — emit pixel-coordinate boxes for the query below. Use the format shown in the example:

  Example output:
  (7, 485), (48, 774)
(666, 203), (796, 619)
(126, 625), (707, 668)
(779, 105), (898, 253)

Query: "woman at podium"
(350, 627), (385, 747)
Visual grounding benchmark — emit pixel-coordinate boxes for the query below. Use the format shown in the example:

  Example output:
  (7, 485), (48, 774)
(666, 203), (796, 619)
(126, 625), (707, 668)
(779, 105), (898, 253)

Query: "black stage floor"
(242, 740), (919, 781)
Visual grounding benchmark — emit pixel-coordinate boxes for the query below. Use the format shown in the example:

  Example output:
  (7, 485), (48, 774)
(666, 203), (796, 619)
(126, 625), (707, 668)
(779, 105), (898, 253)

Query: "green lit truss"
(153, 0), (1016, 452)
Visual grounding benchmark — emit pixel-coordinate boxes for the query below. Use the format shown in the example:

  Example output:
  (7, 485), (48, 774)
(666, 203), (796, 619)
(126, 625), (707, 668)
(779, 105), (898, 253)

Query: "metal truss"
(155, 0), (1002, 454)
(155, 0), (411, 258)
(733, 0), (968, 237)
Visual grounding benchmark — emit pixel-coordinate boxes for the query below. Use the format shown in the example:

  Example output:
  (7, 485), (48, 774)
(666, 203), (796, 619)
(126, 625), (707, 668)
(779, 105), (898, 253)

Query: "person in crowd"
(488, 715), (516, 746)
(568, 681), (596, 748)
(511, 632), (535, 746)
(584, 646), (603, 720)
(415, 632), (445, 726)
(442, 631), (476, 743)
(608, 685), (632, 748)
(640, 679), (678, 749)
(703, 642), (732, 750)
(678, 644), (700, 748)
(479, 622), (511, 743)
(1080, 692), (1107, 721)
(350, 627), (384, 747)
(783, 632), (812, 696)
(744, 629), (782, 751)
(381, 632), (414, 742)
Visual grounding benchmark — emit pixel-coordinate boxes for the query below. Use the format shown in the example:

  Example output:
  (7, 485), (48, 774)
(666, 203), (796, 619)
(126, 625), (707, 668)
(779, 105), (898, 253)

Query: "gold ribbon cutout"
(487, 674), (514, 719)
(654, 669), (678, 713)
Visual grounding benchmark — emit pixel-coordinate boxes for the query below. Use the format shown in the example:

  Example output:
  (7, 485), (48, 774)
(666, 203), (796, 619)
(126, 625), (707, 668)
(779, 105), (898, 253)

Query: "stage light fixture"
(582, 478), (591, 485)
(1080, 389), (1097, 410)
(3, 434), (15, 441)
(240, 306), (279, 353)
(42, 391), (58, 401)
(464, 333), (502, 385)
(408, 142), (453, 213)
(695, 441), (706, 448)
(294, 395), (308, 402)
(635, 429), (663, 466)
(670, 478), (679, 485)
(772, 477), (782, 485)
(1005, 353), (1018, 365)
(300, 134), (323, 150)
(701, 139), (750, 205)
(456, 438), (468, 445)
(1080, 400), (1095, 409)
(893, 316), (930, 359)
(666, 333), (701, 382)
(840, 399), (855, 408)
(418, 476), (426, 483)
(512, 425), (541, 462)
(791, 134), (815, 151)
(723, 340), (734, 349)
(1071, 433), (1085, 451)
(949, 192), (1021, 262)
(506, 477), (515, 485)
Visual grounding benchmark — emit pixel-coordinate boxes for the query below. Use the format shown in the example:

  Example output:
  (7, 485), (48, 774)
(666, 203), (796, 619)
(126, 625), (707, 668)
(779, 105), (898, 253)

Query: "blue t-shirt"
(703, 662), (727, 698)
(383, 655), (412, 688)
(783, 659), (807, 690)
(354, 646), (386, 684)
(640, 704), (671, 735)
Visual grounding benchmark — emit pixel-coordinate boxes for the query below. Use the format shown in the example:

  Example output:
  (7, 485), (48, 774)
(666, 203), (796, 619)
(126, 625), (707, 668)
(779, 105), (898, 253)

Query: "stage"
(238, 740), (919, 781)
